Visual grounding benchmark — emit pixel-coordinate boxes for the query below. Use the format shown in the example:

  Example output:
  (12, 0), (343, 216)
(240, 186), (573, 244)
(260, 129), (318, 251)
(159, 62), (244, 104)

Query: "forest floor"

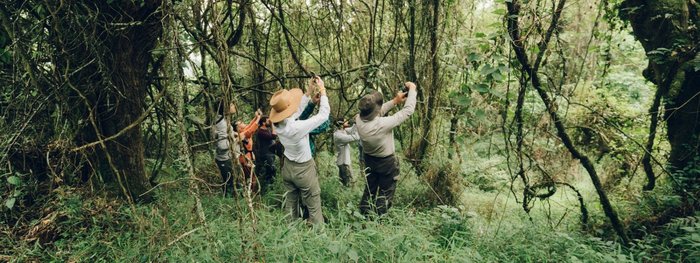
(4, 149), (698, 262)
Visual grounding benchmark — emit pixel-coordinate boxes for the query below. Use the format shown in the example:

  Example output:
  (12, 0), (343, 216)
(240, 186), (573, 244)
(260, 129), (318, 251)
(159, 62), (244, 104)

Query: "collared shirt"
(355, 89), (417, 158)
(274, 95), (330, 163)
(334, 127), (359, 165)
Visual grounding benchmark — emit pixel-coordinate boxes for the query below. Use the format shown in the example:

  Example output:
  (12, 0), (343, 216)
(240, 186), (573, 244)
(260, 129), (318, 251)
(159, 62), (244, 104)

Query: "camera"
(400, 84), (409, 97)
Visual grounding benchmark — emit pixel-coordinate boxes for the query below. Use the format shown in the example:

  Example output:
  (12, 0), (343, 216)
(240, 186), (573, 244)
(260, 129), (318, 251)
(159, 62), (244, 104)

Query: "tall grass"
(5, 151), (690, 262)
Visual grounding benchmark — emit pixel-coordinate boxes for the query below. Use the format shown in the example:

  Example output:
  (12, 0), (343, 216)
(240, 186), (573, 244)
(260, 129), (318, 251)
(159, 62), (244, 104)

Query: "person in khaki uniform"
(355, 82), (417, 216)
(269, 76), (330, 225)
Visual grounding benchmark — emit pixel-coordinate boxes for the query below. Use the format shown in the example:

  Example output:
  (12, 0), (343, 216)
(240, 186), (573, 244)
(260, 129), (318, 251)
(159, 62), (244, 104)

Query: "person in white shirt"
(212, 101), (239, 196)
(333, 118), (359, 186)
(269, 76), (330, 225)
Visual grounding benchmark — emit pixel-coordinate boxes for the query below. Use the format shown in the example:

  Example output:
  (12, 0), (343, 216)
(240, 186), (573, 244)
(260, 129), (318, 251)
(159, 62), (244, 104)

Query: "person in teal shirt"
(298, 94), (330, 155)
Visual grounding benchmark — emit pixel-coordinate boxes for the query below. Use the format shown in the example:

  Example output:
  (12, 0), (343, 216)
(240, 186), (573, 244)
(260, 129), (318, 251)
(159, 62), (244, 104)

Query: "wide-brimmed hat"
(269, 88), (303, 123)
(359, 91), (383, 121)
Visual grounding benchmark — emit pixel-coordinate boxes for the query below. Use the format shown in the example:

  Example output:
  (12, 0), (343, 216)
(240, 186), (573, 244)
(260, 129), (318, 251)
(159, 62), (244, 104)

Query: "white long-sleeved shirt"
(355, 89), (417, 158)
(334, 127), (359, 165)
(274, 95), (330, 163)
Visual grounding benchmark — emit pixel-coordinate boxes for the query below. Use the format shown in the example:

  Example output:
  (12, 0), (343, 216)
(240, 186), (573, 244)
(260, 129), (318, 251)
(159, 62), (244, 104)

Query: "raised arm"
(334, 129), (359, 144)
(381, 82), (418, 129)
(380, 100), (396, 116)
(242, 114), (261, 138)
(291, 95), (311, 120)
(298, 101), (315, 120)
(294, 95), (330, 136)
(293, 77), (330, 136)
(310, 119), (330, 135)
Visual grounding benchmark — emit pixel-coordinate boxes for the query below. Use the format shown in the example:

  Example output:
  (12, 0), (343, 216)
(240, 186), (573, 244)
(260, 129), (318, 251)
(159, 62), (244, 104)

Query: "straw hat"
(269, 88), (304, 123)
(358, 91), (383, 121)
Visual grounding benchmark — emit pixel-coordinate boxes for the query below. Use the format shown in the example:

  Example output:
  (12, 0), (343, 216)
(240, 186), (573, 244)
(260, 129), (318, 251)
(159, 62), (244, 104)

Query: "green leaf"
(493, 8), (506, 15)
(347, 249), (359, 261)
(467, 52), (481, 62)
(492, 71), (505, 81)
(473, 83), (490, 93)
(7, 176), (20, 186)
(455, 96), (472, 106)
(460, 83), (471, 93)
(475, 32), (486, 38)
(474, 109), (487, 119)
(5, 197), (15, 209)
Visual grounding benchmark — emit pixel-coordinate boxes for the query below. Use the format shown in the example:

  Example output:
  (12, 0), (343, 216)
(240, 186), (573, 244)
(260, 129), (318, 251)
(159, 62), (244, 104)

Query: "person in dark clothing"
(255, 116), (277, 193)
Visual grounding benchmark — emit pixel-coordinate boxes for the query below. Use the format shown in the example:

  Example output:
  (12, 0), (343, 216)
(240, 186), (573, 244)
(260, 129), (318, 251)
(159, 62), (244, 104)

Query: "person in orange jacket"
(235, 109), (262, 194)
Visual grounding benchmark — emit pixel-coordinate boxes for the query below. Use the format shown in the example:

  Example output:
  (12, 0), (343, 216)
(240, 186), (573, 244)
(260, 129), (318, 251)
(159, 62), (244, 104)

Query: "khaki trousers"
(282, 157), (324, 225)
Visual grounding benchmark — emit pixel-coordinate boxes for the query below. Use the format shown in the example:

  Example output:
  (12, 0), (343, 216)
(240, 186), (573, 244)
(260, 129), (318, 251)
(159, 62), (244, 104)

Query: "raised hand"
(314, 76), (326, 95)
(306, 77), (317, 96)
(393, 90), (408, 104)
(404, 81), (417, 91)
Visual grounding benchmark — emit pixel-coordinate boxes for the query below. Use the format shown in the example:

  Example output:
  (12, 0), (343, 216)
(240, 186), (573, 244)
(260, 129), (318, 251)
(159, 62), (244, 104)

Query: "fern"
(664, 213), (700, 234)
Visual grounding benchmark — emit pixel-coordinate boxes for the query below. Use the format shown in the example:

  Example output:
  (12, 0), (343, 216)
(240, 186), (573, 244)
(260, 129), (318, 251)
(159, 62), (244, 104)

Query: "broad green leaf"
(473, 83), (490, 93)
(7, 176), (20, 186)
(467, 52), (481, 62)
(5, 197), (15, 209)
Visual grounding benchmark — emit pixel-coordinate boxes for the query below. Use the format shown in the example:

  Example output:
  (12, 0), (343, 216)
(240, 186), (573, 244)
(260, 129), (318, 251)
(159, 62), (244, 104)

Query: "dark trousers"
(216, 159), (234, 196)
(338, 164), (352, 186)
(256, 154), (277, 193)
(359, 154), (399, 216)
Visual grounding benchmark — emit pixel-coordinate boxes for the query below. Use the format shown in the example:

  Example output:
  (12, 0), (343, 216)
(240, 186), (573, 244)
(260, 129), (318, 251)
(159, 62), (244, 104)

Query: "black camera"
(400, 84), (409, 97)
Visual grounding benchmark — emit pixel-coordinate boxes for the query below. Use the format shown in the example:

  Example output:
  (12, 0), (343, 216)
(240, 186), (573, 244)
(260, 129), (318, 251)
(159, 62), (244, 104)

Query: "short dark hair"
(216, 99), (226, 115)
(259, 116), (269, 126)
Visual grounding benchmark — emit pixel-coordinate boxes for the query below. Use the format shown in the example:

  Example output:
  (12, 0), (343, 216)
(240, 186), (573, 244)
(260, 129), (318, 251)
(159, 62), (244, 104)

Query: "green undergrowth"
(3, 152), (693, 262)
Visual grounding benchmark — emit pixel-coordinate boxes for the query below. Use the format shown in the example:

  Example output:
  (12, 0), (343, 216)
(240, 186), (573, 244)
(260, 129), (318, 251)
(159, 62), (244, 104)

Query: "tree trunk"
(57, 1), (163, 201)
(409, 0), (440, 172)
(99, 1), (162, 201)
(620, 0), (700, 193)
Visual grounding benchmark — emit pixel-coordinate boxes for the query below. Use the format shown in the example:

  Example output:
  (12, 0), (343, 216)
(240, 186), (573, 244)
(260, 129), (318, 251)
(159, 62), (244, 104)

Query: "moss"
(665, 69), (686, 100)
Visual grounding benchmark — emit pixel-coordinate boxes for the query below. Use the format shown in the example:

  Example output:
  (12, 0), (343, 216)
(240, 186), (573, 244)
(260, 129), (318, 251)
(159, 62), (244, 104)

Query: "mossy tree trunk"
(620, 0), (700, 194)
(41, 1), (164, 201)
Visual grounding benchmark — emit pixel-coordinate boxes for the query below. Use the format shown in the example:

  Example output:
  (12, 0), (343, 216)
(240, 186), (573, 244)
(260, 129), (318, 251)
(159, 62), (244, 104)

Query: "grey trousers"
(338, 164), (352, 186)
(282, 157), (324, 225)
